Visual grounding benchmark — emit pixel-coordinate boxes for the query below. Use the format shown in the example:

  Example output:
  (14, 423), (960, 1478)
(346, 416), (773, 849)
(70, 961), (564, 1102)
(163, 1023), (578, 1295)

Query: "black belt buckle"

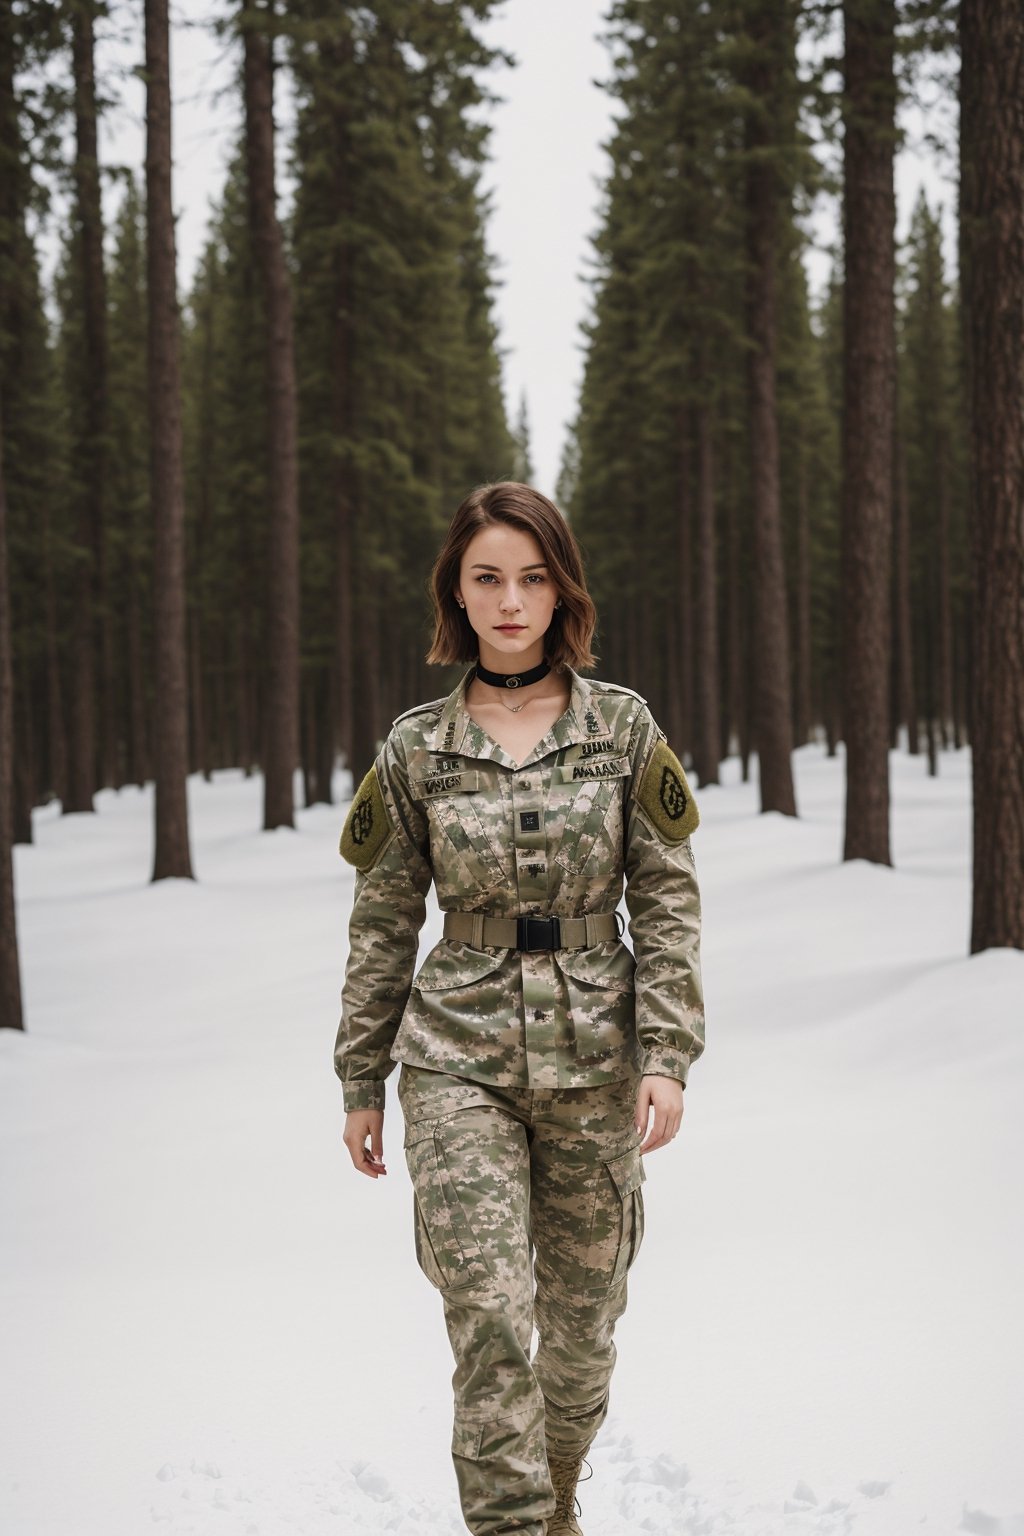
(516, 913), (561, 951)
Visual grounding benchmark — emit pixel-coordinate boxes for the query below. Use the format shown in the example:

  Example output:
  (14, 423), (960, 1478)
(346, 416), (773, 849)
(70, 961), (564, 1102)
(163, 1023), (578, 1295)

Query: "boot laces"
(549, 1454), (592, 1521)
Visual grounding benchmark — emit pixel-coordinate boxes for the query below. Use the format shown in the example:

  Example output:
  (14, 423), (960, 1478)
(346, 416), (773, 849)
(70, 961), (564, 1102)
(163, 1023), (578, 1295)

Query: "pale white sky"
(54, 0), (957, 499)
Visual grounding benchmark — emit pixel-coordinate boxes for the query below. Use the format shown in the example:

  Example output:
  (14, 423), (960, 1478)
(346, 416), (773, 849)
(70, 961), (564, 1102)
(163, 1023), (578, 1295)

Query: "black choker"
(473, 657), (551, 689)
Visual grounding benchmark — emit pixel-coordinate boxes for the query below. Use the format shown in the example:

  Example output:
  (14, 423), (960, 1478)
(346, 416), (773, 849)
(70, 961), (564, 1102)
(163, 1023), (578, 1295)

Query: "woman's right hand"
(344, 1109), (387, 1178)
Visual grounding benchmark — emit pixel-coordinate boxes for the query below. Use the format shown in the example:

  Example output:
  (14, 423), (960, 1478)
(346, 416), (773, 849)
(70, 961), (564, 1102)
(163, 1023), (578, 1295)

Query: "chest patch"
(339, 763), (392, 871)
(412, 768), (488, 797)
(635, 740), (699, 842)
(552, 754), (631, 783)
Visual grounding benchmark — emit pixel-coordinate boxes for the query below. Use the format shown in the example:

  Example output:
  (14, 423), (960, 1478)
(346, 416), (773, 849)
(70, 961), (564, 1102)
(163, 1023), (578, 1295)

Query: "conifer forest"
(1, 0), (1023, 1039)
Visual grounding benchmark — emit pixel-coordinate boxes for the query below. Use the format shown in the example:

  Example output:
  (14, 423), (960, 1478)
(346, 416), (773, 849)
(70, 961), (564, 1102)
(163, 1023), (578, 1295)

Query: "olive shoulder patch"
(635, 739), (699, 842)
(339, 762), (393, 871)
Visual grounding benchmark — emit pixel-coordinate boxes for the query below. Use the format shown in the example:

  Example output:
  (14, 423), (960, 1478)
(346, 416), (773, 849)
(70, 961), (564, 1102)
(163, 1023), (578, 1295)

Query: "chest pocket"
(549, 747), (632, 878)
(409, 753), (509, 885)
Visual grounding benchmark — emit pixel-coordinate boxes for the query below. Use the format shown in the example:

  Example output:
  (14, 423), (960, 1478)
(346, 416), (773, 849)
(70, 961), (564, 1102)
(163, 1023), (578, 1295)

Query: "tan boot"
(545, 1452), (592, 1536)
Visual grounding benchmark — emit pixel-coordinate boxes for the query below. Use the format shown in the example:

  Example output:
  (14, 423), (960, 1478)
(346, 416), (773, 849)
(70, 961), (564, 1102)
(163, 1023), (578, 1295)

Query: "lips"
(495, 625), (525, 631)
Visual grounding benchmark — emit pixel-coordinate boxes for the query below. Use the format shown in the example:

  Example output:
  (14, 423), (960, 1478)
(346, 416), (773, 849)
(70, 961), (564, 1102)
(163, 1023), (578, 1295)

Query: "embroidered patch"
(339, 763), (392, 871)
(411, 769), (488, 797)
(635, 740), (699, 842)
(552, 755), (631, 783)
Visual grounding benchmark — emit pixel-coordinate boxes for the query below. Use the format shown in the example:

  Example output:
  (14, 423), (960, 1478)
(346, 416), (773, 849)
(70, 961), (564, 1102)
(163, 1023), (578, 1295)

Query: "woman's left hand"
(634, 1074), (684, 1154)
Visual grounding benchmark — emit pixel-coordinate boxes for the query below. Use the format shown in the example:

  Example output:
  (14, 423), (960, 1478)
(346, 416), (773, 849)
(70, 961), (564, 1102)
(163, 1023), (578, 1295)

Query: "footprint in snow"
(350, 1459), (393, 1502)
(960, 1508), (1024, 1536)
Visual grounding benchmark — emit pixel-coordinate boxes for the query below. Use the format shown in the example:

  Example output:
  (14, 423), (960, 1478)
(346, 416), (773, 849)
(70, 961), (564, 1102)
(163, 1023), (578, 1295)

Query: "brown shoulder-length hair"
(426, 482), (598, 671)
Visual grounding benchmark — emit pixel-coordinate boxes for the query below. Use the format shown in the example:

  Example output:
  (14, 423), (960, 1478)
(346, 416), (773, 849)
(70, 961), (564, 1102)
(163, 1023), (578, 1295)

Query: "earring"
(456, 598), (465, 608)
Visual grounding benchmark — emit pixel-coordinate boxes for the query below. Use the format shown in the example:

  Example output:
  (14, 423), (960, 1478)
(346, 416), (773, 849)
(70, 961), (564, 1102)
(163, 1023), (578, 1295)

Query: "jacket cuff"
(342, 1080), (387, 1112)
(640, 1047), (691, 1087)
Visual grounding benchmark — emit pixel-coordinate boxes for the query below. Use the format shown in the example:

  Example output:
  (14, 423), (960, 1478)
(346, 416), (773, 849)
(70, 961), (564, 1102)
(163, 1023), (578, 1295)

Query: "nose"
(499, 585), (524, 613)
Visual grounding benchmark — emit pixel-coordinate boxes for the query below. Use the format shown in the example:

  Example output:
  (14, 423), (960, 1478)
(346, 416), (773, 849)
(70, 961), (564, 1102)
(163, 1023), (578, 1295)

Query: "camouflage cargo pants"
(396, 1062), (647, 1536)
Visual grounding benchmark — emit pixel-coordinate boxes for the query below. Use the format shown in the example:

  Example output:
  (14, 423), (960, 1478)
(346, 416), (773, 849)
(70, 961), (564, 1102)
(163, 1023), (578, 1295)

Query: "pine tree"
(737, 0), (801, 815)
(145, 0), (194, 881)
(0, 396), (24, 1031)
(65, 0), (113, 809)
(240, 0), (301, 831)
(840, 0), (897, 865)
(960, 0), (1024, 951)
(107, 174), (152, 788)
(511, 391), (534, 483)
(900, 191), (962, 770)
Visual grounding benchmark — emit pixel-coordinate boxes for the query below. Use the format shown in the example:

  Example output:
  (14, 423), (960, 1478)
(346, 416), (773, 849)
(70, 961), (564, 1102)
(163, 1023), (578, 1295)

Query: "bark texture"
(960, 0), (1024, 950)
(840, 0), (896, 863)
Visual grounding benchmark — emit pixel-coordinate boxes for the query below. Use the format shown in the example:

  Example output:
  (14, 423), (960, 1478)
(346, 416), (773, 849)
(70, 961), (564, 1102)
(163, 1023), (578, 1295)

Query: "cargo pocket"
(606, 1144), (646, 1287)
(410, 941), (512, 1044)
(404, 1127), (491, 1293)
(452, 1405), (541, 1464)
(412, 938), (510, 992)
(411, 1191), (448, 1291)
(556, 941), (637, 1060)
(583, 1143), (647, 1295)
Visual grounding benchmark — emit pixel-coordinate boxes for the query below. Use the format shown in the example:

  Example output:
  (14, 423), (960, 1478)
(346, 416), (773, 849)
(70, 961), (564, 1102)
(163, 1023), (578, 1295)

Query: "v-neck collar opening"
(430, 661), (615, 769)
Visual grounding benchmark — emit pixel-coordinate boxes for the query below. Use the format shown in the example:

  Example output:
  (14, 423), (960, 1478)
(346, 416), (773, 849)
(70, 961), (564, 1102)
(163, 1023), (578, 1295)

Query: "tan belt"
(442, 909), (622, 952)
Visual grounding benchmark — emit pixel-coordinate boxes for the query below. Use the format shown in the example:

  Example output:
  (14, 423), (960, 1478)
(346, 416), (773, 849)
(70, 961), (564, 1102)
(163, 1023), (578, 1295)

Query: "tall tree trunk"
(242, 0), (300, 830)
(664, 525), (683, 753)
(328, 26), (355, 790)
(126, 567), (148, 786)
(0, 396), (24, 1029)
(236, 534), (255, 773)
(349, 562), (382, 786)
(188, 605), (208, 779)
(893, 418), (917, 753)
(67, 0), (112, 806)
(960, 0), (1024, 951)
(723, 437), (744, 767)
(794, 437), (812, 747)
(13, 664), (33, 843)
(313, 665), (334, 806)
(42, 503), (68, 799)
(676, 409), (694, 756)
(743, 0), (797, 816)
(145, 0), (194, 880)
(840, 0), (895, 863)
(693, 391), (721, 786)
(191, 260), (217, 783)
(936, 466), (954, 749)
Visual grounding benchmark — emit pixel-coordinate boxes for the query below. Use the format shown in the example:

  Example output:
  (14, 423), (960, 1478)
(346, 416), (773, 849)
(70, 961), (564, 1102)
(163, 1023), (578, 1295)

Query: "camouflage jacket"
(334, 663), (705, 1112)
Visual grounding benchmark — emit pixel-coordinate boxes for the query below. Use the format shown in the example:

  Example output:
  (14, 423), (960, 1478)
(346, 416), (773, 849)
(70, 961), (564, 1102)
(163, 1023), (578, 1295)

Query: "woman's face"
(454, 522), (560, 668)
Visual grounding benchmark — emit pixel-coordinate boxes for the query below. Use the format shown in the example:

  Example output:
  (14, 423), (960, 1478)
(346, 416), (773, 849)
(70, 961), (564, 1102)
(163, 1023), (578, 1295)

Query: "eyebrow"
(469, 562), (548, 571)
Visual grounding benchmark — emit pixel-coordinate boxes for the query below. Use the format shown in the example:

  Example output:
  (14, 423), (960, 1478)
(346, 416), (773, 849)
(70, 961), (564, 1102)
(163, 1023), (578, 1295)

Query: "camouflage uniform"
(335, 663), (704, 1535)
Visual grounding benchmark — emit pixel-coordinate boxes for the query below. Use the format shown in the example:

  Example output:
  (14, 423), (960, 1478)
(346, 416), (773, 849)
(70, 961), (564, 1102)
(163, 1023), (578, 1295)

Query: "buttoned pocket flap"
(605, 1145), (646, 1200)
(452, 1420), (484, 1459)
(556, 939), (636, 994)
(412, 938), (510, 992)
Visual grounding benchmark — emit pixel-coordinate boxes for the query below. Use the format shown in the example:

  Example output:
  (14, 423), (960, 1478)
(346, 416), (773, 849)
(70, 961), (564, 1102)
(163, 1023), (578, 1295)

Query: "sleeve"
(622, 702), (705, 1088)
(333, 726), (433, 1112)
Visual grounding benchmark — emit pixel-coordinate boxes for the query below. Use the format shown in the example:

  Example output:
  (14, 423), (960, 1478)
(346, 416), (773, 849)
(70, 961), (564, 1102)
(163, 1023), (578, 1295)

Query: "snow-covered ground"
(1, 741), (1021, 1536)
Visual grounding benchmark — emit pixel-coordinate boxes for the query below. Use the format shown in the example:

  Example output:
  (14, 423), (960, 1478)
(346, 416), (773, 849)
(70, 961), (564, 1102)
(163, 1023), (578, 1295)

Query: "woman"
(335, 481), (705, 1536)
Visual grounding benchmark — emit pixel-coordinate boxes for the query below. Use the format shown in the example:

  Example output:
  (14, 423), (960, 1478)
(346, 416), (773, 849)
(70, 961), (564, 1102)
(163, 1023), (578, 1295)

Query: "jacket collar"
(430, 661), (614, 767)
